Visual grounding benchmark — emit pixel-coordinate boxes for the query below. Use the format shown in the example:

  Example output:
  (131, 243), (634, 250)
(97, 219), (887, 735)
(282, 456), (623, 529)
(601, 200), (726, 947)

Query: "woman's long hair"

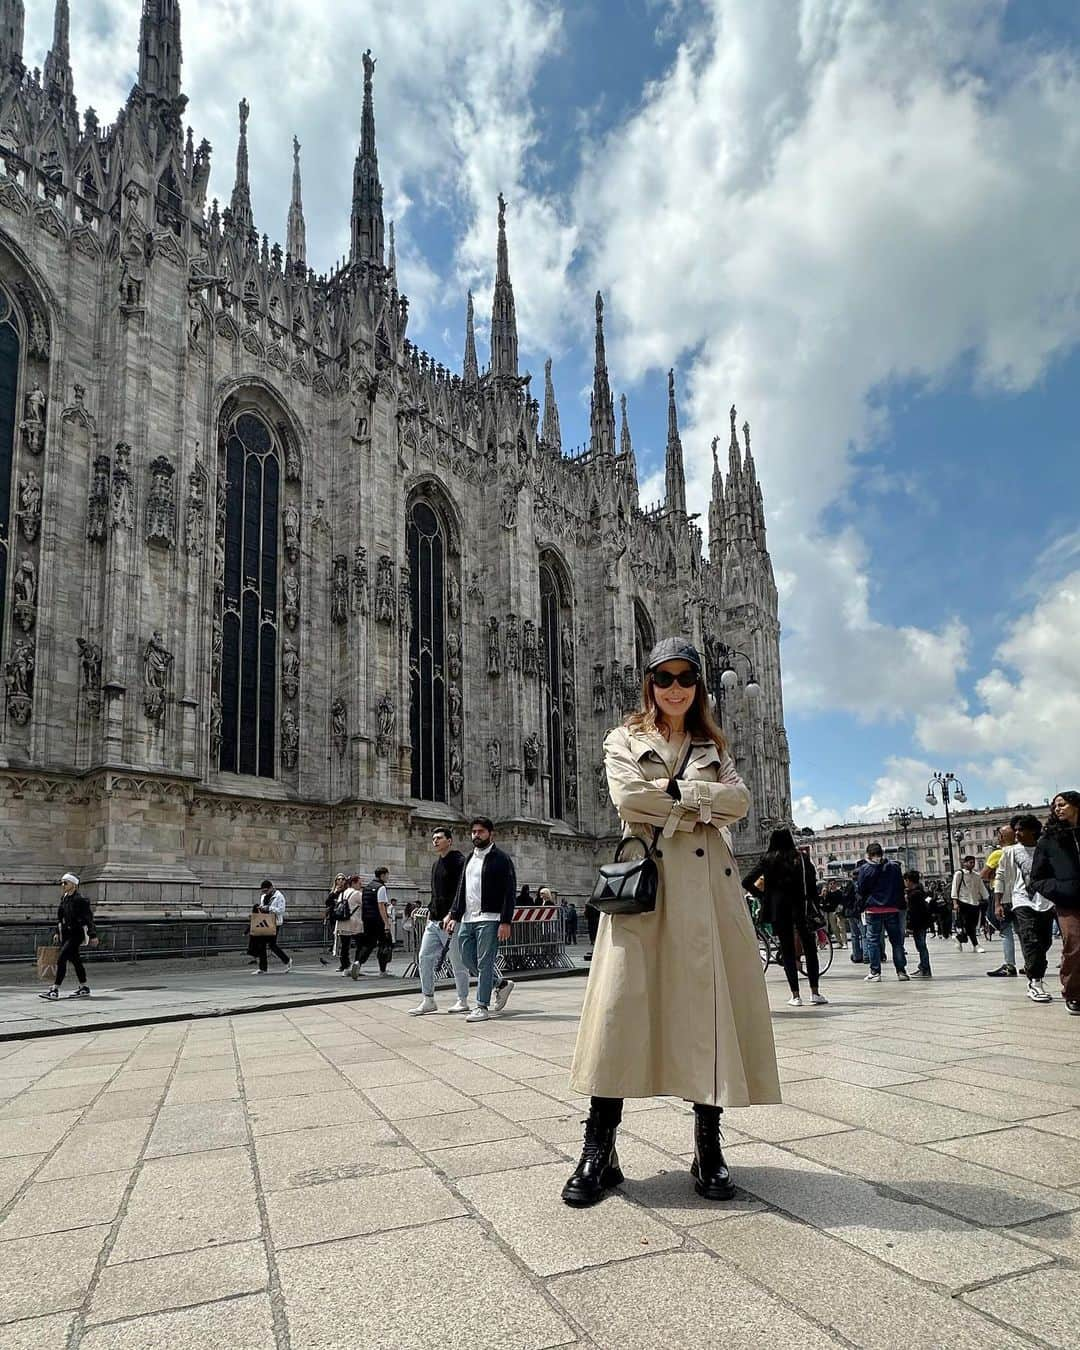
(625, 665), (728, 753)
(1045, 790), (1080, 837)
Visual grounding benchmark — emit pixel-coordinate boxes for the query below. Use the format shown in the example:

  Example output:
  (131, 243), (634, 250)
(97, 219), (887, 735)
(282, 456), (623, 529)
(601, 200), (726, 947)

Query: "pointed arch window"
(540, 555), (574, 821)
(0, 286), (20, 670)
(634, 601), (655, 676)
(408, 497), (446, 800)
(218, 410), (280, 777)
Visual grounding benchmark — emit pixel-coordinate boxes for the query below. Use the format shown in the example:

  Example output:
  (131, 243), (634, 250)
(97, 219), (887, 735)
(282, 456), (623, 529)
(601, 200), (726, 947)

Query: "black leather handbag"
(590, 741), (693, 917)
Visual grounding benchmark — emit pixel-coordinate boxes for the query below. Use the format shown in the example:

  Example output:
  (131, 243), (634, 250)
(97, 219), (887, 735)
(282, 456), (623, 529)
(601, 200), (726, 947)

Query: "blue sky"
(33, 0), (1080, 826)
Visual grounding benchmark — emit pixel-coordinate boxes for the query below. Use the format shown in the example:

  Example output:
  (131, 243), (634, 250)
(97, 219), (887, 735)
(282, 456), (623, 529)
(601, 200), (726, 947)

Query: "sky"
(27, 0), (1080, 828)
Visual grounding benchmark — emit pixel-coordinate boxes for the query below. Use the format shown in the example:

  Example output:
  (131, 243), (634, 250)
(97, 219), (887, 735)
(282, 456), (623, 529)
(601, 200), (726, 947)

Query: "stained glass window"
(408, 498), (446, 800)
(540, 560), (565, 820)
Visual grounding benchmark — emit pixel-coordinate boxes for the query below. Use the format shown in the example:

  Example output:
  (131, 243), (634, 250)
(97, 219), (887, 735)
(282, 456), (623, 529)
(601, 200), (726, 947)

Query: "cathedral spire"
(286, 135), (306, 267)
(727, 403), (742, 485)
(230, 98), (254, 237)
(709, 434), (726, 560)
(137, 0), (183, 103)
(463, 291), (479, 386)
(0, 2), (24, 75)
(619, 392), (632, 457)
(350, 49), (385, 266)
(44, 1), (76, 124)
(387, 221), (397, 285)
(665, 368), (687, 515)
(490, 193), (519, 378)
(589, 292), (616, 455)
(542, 358), (562, 452)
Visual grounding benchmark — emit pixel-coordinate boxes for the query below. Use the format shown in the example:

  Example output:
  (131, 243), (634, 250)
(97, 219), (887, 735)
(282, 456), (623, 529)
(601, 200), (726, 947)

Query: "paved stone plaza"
(0, 943), (1078, 1349)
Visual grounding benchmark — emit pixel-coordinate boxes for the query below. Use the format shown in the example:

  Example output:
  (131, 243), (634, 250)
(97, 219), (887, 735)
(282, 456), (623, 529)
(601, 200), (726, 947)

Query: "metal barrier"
(401, 905), (572, 978)
(0, 917), (329, 966)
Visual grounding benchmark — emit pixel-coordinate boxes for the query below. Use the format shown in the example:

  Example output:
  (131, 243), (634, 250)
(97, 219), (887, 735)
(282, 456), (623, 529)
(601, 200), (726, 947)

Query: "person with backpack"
(855, 843), (908, 983)
(742, 830), (827, 1008)
(346, 867), (392, 978)
(39, 873), (99, 1001)
(951, 856), (988, 952)
(334, 874), (366, 975)
(902, 869), (933, 977)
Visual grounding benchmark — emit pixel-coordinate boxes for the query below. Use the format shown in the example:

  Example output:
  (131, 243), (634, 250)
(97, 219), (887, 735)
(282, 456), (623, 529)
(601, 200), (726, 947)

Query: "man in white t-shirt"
(951, 857), (988, 952)
(995, 815), (1055, 1004)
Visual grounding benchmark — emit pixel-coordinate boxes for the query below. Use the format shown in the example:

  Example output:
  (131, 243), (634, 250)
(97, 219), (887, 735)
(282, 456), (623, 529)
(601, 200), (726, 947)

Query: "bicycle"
(755, 920), (834, 977)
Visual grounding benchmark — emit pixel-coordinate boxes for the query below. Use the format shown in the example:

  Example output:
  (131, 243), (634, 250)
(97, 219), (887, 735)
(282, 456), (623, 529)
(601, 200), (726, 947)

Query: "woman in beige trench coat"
(564, 638), (780, 1207)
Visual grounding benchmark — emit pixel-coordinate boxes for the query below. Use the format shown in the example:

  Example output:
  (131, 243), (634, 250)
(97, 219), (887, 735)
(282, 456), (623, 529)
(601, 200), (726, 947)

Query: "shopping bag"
(36, 944), (60, 981)
(249, 911), (277, 937)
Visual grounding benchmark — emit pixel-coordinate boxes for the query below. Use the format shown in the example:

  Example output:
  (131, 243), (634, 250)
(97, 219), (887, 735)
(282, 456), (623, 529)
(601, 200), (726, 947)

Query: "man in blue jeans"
(856, 843), (909, 983)
(410, 828), (470, 1015)
(842, 878), (867, 963)
(445, 816), (516, 1023)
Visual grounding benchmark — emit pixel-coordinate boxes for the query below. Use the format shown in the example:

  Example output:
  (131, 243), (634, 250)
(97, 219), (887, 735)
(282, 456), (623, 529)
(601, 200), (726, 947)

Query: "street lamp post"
(925, 771), (968, 881)
(888, 806), (923, 870)
(702, 633), (760, 731)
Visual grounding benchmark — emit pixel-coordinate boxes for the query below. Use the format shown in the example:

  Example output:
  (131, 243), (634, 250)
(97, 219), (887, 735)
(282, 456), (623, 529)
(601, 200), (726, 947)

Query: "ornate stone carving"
(281, 707), (300, 768)
(184, 472), (205, 555)
(595, 763), (608, 806)
(16, 283), (50, 359)
(284, 502), (301, 563)
(78, 637), (102, 715)
(562, 626), (574, 671)
(487, 737), (502, 788)
(17, 470), (41, 543)
(145, 456), (177, 547)
(21, 381), (46, 453)
(500, 481), (517, 529)
(209, 695), (222, 760)
(448, 684), (462, 739)
(522, 620), (537, 676)
(374, 556), (395, 623)
(566, 774), (578, 813)
(331, 698), (348, 757)
(352, 546), (369, 614)
(592, 663), (606, 714)
(609, 661), (622, 713)
(142, 631), (173, 720)
(564, 719), (577, 764)
(447, 572), (461, 620)
(111, 443), (134, 530)
(623, 664), (638, 713)
(376, 691), (396, 757)
(486, 616), (501, 676)
(561, 669), (575, 715)
(446, 631), (462, 681)
(523, 732), (541, 786)
(399, 562), (411, 634)
(449, 744), (463, 796)
(282, 428), (301, 481)
(4, 639), (34, 725)
(281, 640), (300, 699)
(283, 571), (300, 629)
(467, 571), (484, 604)
(13, 558), (35, 632)
(505, 613), (520, 671)
(311, 498), (330, 537)
(87, 454), (111, 543)
(331, 554), (349, 625)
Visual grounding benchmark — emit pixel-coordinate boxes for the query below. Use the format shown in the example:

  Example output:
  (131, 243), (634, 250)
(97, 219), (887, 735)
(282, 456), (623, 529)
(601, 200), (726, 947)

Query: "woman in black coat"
(743, 830), (825, 1008)
(1030, 790), (1080, 1014)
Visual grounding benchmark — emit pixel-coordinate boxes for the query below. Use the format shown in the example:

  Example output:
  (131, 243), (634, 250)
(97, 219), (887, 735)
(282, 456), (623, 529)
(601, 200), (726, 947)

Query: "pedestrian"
(410, 828), (470, 1015)
(565, 637), (780, 1208)
(518, 883), (532, 907)
(252, 879), (291, 974)
(584, 900), (600, 960)
(951, 856), (988, 952)
(445, 818), (516, 1023)
(348, 868), (392, 977)
(322, 873), (348, 966)
(842, 875), (867, 962)
(38, 873), (99, 1001)
(855, 843), (909, 982)
(743, 830), (828, 1008)
(932, 880), (952, 939)
(985, 820), (1021, 977)
(334, 874), (366, 975)
(822, 880), (847, 948)
(1030, 791), (1080, 1015)
(996, 815), (1055, 1004)
(563, 895), (579, 945)
(902, 869), (933, 977)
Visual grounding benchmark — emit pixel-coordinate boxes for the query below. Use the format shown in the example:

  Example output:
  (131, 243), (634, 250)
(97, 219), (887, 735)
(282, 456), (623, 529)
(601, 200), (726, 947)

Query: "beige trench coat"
(570, 726), (781, 1107)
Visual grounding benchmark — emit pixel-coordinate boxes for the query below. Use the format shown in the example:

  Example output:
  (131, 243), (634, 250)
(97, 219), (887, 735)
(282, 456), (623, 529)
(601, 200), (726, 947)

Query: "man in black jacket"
(410, 828), (470, 1016)
(39, 873), (98, 1001)
(1030, 791), (1080, 1014)
(903, 869), (933, 977)
(446, 817), (516, 1023)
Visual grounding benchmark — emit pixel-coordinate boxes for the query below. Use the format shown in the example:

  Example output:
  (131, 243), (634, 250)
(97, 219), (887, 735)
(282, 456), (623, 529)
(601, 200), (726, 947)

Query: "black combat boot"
(561, 1100), (624, 1208)
(690, 1104), (735, 1200)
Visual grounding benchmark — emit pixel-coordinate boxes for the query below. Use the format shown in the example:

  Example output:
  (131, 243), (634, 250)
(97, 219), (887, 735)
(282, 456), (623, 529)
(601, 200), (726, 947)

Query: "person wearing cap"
(565, 638), (780, 1208)
(253, 879), (291, 975)
(39, 873), (99, 1001)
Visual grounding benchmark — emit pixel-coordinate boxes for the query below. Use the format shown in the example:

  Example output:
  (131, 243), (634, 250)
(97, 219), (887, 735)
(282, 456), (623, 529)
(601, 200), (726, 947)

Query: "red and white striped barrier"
(513, 906), (558, 923)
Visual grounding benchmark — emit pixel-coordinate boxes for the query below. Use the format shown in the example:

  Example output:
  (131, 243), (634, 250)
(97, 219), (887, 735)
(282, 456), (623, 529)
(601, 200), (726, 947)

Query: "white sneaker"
(252, 968), (265, 976)
(447, 999), (471, 1013)
(283, 960), (292, 972)
(787, 994), (803, 1007)
(337, 968), (352, 976)
(974, 946), (985, 954)
(409, 997), (437, 1016)
(1027, 980), (1053, 1003)
(465, 1007), (490, 1023)
(864, 972), (881, 982)
(810, 993), (829, 1005)
(494, 979), (516, 1012)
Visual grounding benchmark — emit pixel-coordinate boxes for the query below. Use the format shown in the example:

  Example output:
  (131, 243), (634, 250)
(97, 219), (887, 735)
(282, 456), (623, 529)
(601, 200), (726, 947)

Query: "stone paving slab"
(0, 942), (1077, 1348)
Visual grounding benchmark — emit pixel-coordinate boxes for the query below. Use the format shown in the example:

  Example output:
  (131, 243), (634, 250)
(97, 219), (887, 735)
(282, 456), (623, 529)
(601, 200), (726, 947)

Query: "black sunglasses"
(650, 669), (699, 689)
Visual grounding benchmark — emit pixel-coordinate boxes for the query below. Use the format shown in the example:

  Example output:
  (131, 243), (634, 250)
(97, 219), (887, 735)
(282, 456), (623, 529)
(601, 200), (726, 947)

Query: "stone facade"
(0, 2), (790, 918)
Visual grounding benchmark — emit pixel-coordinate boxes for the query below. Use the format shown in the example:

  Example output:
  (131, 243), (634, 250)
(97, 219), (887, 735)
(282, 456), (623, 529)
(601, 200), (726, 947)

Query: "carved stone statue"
(184, 473), (205, 555)
(87, 454), (110, 543)
(466, 571), (484, 604)
(566, 775), (578, 813)
(17, 470), (41, 543)
(353, 545), (369, 614)
(209, 695), (223, 759)
(283, 571), (300, 629)
(142, 630), (173, 720)
(77, 637), (102, 690)
(609, 662), (622, 713)
(374, 556), (395, 623)
(564, 719), (577, 763)
(5, 639), (34, 725)
(399, 562), (412, 634)
(561, 669), (575, 715)
(281, 707), (300, 768)
(311, 498), (330, 536)
(145, 456), (177, 547)
(486, 616), (501, 676)
(447, 572), (461, 620)
(522, 620), (537, 676)
(487, 737), (502, 788)
(500, 481), (517, 529)
(623, 664), (638, 713)
(281, 640), (300, 699)
(284, 436), (301, 482)
(505, 613), (520, 671)
(21, 381), (45, 453)
(111, 443), (135, 530)
(595, 763), (608, 807)
(331, 697), (348, 757)
(448, 683), (462, 739)
(592, 663), (606, 714)
(284, 502), (301, 563)
(331, 554), (349, 625)
(13, 558), (35, 631)
(523, 731), (541, 785)
(449, 744), (463, 796)
(376, 691), (396, 757)
(562, 625), (574, 671)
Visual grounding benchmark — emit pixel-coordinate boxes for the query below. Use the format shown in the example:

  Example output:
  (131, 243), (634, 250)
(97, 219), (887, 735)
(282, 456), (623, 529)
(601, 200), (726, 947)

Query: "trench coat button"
(695, 848), (705, 857)
(655, 849), (663, 859)
(725, 867), (732, 876)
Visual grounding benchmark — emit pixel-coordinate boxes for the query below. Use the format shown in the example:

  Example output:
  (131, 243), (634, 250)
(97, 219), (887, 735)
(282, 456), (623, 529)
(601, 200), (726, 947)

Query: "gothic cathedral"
(0, 2), (790, 915)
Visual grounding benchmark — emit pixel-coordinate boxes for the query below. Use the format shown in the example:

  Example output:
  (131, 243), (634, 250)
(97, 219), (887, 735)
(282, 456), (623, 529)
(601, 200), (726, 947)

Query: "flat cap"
(645, 637), (702, 671)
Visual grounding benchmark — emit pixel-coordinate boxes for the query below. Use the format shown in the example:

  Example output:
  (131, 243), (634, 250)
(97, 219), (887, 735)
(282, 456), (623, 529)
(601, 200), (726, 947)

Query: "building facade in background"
(0, 1), (789, 916)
